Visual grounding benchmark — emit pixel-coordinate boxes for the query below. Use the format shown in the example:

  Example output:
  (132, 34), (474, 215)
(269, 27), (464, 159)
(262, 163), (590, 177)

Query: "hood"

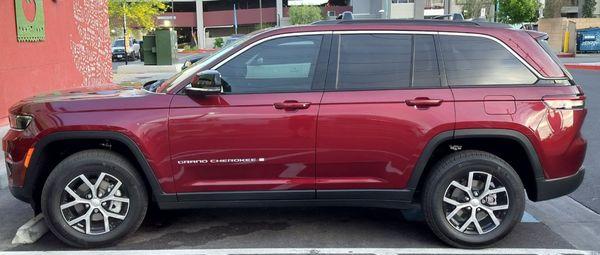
(9, 85), (167, 115)
(21, 85), (147, 103)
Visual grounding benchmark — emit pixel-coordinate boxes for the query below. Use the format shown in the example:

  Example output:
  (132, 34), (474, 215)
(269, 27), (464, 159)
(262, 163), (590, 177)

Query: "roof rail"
(312, 19), (512, 28)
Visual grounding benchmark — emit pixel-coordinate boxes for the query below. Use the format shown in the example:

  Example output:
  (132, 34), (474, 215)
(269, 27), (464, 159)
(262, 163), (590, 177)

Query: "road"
(569, 69), (600, 213)
(0, 69), (598, 253)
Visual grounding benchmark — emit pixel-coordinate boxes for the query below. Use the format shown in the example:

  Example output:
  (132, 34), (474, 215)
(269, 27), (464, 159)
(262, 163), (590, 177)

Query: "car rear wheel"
(41, 149), (147, 248)
(421, 150), (525, 248)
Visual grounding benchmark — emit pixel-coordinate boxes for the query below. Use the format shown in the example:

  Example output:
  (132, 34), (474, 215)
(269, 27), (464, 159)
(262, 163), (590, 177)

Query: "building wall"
(0, 0), (111, 119)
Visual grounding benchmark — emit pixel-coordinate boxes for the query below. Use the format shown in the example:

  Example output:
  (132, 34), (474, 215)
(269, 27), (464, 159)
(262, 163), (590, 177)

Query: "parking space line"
(0, 248), (594, 255)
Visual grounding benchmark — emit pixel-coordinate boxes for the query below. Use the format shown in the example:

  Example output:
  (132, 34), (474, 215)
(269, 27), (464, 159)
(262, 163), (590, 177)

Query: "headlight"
(9, 115), (33, 130)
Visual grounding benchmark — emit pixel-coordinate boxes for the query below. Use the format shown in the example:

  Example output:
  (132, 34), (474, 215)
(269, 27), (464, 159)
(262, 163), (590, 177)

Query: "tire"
(421, 150), (525, 248)
(41, 149), (148, 248)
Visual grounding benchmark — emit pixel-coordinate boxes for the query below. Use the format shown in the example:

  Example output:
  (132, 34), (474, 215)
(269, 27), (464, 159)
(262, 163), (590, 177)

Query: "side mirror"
(187, 70), (222, 95)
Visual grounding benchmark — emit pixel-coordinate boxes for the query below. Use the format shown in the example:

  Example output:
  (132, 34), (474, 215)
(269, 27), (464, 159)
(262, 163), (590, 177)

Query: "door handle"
(405, 97), (443, 108)
(274, 100), (311, 110)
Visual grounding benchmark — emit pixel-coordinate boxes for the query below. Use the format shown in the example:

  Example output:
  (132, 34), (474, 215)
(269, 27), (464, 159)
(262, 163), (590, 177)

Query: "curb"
(565, 63), (600, 71)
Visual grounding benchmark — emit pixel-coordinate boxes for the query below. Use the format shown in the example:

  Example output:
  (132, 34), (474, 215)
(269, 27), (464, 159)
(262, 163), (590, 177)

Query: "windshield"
(112, 40), (125, 47)
(158, 31), (262, 93)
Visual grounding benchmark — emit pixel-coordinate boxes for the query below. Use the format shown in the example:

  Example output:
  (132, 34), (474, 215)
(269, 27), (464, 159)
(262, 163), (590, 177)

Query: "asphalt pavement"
(569, 69), (600, 213)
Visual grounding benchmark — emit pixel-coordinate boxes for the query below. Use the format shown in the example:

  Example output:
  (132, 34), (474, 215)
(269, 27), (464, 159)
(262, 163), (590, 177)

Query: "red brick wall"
(0, 0), (111, 119)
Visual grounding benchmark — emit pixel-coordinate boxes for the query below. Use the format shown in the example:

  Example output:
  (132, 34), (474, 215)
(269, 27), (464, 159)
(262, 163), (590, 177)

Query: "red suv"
(3, 20), (587, 248)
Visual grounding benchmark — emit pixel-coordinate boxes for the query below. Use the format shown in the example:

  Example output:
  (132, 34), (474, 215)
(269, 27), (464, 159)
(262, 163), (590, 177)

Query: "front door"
(169, 34), (329, 197)
(316, 33), (455, 198)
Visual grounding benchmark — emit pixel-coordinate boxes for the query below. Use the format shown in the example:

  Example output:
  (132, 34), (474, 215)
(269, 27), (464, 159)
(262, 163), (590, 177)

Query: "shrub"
(214, 37), (224, 48)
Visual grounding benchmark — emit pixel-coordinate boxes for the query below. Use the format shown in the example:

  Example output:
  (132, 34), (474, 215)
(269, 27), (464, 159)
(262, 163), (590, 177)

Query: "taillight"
(542, 95), (586, 110)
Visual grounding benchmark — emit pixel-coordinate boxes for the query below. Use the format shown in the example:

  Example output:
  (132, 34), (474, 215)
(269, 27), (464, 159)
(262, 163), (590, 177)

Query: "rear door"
(315, 32), (455, 199)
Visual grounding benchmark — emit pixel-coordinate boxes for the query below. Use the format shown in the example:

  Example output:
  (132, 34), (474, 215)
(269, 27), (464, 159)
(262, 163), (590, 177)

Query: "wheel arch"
(25, 131), (175, 213)
(408, 129), (545, 202)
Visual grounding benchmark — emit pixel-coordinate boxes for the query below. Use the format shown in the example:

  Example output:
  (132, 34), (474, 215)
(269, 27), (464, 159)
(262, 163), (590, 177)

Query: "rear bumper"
(532, 167), (585, 201)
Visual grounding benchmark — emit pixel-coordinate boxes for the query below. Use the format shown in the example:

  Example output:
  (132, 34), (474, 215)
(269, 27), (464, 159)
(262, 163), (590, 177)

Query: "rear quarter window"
(440, 35), (538, 86)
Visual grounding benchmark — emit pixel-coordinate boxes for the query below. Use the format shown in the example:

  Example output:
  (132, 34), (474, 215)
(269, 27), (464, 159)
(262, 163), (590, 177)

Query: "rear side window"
(440, 35), (538, 86)
(335, 34), (440, 90)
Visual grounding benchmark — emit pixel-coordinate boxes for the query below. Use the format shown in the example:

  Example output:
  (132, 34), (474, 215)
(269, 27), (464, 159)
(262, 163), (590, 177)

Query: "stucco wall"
(0, 0), (111, 119)
(538, 18), (578, 53)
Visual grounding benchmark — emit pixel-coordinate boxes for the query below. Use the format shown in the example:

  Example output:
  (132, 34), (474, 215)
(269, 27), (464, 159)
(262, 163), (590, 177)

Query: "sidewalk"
(561, 54), (600, 70)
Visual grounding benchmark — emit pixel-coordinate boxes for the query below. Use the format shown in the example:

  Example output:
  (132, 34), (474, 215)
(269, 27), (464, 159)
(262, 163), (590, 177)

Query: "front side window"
(440, 35), (538, 86)
(216, 35), (323, 94)
(335, 34), (440, 90)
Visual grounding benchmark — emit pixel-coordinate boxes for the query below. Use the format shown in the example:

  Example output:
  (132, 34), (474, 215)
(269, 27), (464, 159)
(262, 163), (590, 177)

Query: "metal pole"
(122, 0), (128, 65)
(259, 0), (263, 29)
(234, 3), (238, 34)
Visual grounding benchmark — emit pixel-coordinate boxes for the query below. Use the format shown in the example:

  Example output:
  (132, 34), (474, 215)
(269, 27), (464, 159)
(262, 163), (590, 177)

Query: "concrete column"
(195, 0), (205, 49)
(276, 0), (283, 26)
(413, 0), (425, 19)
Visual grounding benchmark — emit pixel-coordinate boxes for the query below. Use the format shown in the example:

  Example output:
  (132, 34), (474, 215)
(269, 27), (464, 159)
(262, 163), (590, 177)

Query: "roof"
(311, 19), (512, 29)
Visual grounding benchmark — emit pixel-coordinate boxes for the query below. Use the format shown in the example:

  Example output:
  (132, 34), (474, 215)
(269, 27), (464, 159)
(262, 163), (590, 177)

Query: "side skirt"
(158, 189), (416, 210)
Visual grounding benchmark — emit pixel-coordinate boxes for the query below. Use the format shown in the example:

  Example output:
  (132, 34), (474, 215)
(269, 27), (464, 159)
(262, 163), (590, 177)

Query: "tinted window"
(413, 35), (441, 87)
(216, 35), (322, 94)
(440, 35), (537, 86)
(336, 34), (440, 90)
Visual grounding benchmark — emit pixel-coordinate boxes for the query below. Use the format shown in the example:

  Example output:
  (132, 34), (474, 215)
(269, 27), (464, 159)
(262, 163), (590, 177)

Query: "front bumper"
(532, 167), (585, 201)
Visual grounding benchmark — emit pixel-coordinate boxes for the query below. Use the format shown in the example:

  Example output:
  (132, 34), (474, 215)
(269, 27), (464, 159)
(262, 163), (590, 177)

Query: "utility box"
(155, 29), (177, 65)
(142, 34), (157, 65)
(577, 27), (600, 53)
(142, 29), (177, 65)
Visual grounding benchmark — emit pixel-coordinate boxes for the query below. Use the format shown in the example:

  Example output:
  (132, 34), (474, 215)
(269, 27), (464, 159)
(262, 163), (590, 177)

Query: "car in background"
(224, 34), (245, 46)
(111, 39), (140, 62)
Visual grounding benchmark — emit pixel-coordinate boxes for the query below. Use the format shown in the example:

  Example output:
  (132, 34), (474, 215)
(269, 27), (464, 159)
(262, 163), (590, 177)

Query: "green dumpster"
(142, 34), (157, 65)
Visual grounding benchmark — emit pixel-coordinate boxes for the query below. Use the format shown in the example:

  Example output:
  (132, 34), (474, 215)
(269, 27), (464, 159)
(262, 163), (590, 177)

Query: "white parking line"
(0, 248), (595, 255)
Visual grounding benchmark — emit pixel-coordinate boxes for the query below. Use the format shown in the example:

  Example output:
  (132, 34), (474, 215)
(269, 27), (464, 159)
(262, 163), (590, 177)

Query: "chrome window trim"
(211, 31), (333, 70)
(210, 30), (565, 82)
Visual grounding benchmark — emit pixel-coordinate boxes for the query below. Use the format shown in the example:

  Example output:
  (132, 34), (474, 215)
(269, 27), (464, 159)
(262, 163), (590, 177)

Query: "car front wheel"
(422, 150), (525, 248)
(41, 149), (147, 248)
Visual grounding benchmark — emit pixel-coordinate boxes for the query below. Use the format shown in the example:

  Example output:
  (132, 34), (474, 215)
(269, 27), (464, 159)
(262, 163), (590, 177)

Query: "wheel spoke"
(67, 208), (91, 226)
(467, 172), (475, 191)
(85, 211), (92, 234)
(488, 204), (509, 211)
(443, 196), (462, 206)
(449, 181), (472, 197)
(458, 214), (474, 232)
(100, 208), (126, 220)
(94, 172), (107, 193)
(482, 207), (501, 226)
(64, 186), (83, 200)
(446, 204), (468, 221)
(79, 174), (96, 197)
(473, 211), (484, 234)
(110, 196), (130, 204)
(103, 180), (122, 200)
(60, 200), (87, 210)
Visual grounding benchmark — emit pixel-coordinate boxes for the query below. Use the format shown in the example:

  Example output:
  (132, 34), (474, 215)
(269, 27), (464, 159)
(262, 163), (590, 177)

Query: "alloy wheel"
(59, 172), (130, 235)
(442, 171), (510, 235)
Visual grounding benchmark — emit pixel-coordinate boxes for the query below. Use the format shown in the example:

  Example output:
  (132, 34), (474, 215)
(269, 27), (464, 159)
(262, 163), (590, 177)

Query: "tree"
(289, 5), (323, 25)
(108, 0), (167, 31)
(461, 0), (494, 20)
(496, 0), (539, 24)
(583, 0), (597, 17)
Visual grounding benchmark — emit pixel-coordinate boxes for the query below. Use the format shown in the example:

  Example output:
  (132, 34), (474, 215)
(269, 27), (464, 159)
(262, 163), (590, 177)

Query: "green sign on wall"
(15, 0), (45, 42)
